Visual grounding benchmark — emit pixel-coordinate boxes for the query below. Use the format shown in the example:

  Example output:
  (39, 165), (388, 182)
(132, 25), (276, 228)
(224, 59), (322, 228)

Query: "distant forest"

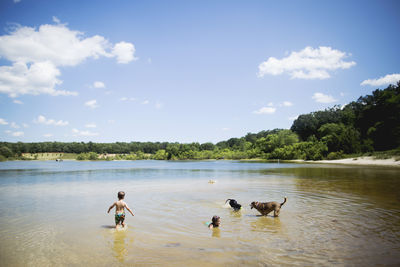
(1, 82), (399, 161)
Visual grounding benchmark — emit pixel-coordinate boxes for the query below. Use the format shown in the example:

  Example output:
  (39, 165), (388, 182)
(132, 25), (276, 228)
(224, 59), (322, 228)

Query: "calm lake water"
(0, 160), (399, 266)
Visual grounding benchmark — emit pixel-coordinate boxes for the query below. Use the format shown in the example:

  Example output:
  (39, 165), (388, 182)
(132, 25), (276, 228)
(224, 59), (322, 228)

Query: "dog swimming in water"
(225, 199), (242, 211)
(250, 197), (287, 217)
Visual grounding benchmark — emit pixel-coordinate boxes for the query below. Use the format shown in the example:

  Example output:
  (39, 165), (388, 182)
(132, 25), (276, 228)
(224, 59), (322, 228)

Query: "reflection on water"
(211, 228), (221, 238)
(250, 216), (282, 234)
(0, 160), (399, 266)
(111, 228), (131, 263)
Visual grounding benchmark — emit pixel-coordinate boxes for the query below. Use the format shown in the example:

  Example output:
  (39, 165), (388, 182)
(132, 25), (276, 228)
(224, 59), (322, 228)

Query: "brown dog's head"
(250, 201), (258, 209)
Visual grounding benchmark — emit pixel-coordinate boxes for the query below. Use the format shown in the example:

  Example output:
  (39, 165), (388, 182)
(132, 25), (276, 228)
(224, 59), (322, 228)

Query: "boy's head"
(118, 191), (125, 200)
(211, 215), (220, 227)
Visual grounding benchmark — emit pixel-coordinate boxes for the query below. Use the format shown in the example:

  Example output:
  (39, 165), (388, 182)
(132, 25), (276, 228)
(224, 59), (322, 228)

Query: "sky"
(0, 0), (399, 143)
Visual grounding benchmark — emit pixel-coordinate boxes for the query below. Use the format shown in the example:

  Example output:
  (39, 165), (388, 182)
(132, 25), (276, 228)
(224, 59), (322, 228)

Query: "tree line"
(1, 82), (399, 161)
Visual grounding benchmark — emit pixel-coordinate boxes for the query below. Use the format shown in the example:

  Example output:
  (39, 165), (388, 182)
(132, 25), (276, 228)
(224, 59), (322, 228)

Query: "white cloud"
(34, 115), (69, 126)
(288, 115), (298, 121)
(0, 118), (8, 125)
(72, 128), (99, 136)
(108, 120), (115, 124)
(85, 99), (98, 109)
(360, 73), (400, 87)
(267, 102), (274, 106)
(13, 99), (23, 104)
(44, 133), (53, 137)
(10, 122), (20, 129)
(0, 61), (77, 97)
(52, 16), (60, 24)
(282, 101), (293, 107)
(12, 131), (23, 137)
(93, 81), (105, 88)
(258, 46), (356, 79)
(85, 123), (96, 128)
(120, 97), (136, 101)
(0, 21), (136, 97)
(6, 130), (24, 137)
(142, 100), (149, 105)
(112, 42), (137, 63)
(147, 58), (152, 64)
(253, 107), (276, 114)
(14, 0), (21, 3)
(22, 123), (29, 128)
(312, 92), (337, 103)
(222, 127), (230, 131)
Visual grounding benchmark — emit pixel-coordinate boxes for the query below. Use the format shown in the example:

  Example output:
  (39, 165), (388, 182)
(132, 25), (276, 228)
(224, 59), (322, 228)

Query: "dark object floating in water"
(165, 242), (181, 247)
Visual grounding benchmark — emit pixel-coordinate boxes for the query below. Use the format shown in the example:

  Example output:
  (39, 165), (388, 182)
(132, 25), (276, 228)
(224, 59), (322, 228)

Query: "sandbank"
(309, 156), (400, 167)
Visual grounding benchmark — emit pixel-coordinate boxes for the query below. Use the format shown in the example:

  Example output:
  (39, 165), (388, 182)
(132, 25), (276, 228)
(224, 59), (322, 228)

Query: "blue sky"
(0, 0), (399, 143)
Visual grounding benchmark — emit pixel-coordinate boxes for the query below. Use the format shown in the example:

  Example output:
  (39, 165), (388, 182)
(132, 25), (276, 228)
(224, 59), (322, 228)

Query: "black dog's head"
(226, 199), (242, 210)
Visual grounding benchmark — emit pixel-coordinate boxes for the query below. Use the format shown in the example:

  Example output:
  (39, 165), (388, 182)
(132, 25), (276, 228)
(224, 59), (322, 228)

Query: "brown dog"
(250, 197), (287, 217)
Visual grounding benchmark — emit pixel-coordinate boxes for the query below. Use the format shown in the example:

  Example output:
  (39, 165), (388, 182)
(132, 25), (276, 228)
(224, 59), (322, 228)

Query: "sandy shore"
(309, 156), (400, 167)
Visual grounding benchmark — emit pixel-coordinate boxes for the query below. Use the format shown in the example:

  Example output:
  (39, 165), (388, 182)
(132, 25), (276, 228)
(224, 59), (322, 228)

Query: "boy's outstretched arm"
(125, 204), (134, 216)
(107, 202), (116, 213)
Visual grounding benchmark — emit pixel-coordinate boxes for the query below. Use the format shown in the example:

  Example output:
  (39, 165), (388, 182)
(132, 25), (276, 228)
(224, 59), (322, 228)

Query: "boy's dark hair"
(118, 191), (125, 200)
(212, 215), (220, 224)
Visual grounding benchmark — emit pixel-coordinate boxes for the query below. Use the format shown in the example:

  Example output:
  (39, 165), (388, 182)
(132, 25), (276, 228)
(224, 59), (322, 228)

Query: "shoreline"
(293, 156), (400, 167)
(2, 156), (400, 167)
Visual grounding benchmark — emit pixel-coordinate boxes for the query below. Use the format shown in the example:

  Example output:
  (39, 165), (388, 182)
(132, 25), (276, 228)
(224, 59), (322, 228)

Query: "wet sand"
(312, 156), (400, 167)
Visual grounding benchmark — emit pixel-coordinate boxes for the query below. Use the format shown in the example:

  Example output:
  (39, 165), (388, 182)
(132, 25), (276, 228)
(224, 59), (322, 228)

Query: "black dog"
(225, 199), (242, 211)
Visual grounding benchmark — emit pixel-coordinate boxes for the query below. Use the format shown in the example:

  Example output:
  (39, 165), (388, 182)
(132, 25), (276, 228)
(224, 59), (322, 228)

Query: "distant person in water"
(107, 191), (134, 229)
(208, 215), (221, 229)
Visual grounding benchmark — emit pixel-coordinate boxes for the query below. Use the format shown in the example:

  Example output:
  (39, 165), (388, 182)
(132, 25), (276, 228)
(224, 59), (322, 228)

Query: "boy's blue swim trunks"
(115, 212), (125, 224)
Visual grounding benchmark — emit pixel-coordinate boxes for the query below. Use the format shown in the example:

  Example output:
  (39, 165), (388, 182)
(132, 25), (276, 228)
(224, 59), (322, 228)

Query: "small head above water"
(212, 215), (221, 227)
(118, 191), (125, 200)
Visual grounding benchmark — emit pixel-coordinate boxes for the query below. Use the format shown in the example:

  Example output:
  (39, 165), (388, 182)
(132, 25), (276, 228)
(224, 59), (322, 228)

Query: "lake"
(0, 160), (399, 266)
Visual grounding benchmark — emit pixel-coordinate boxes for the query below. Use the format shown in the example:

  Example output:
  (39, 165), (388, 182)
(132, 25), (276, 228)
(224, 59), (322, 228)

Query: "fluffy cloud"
(5, 130), (24, 137)
(10, 122), (20, 129)
(312, 92), (337, 103)
(0, 118), (8, 125)
(0, 21), (136, 97)
(85, 99), (98, 109)
(253, 107), (276, 114)
(13, 99), (23, 104)
(44, 133), (53, 137)
(34, 115), (69, 126)
(141, 100), (149, 105)
(282, 101), (293, 107)
(0, 61), (76, 97)
(93, 81), (105, 88)
(360, 73), (400, 87)
(112, 42), (137, 63)
(120, 97), (136, 101)
(85, 123), (96, 128)
(258, 46), (356, 79)
(72, 128), (99, 136)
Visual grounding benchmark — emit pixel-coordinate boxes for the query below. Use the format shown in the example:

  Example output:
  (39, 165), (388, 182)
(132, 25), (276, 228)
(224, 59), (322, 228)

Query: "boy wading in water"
(107, 191), (134, 229)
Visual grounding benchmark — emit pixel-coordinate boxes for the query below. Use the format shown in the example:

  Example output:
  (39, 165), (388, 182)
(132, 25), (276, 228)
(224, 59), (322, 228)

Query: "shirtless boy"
(107, 191), (134, 229)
